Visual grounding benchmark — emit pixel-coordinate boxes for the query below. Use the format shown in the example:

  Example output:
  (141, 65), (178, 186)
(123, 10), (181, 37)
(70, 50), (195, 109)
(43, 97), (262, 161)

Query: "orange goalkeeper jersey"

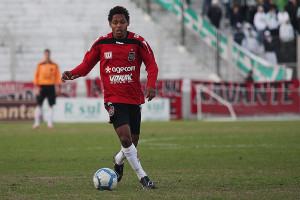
(33, 60), (61, 86)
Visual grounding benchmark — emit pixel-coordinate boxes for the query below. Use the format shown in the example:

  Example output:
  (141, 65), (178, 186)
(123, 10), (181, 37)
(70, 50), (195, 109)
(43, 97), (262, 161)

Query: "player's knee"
(119, 135), (132, 148)
(132, 135), (139, 147)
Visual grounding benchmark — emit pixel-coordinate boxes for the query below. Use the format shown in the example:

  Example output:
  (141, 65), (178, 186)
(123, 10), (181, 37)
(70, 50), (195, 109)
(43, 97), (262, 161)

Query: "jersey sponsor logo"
(128, 51), (136, 61)
(104, 52), (112, 59)
(105, 66), (111, 73)
(105, 66), (136, 74)
(134, 33), (140, 38)
(109, 74), (133, 84)
(116, 41), (124, 44)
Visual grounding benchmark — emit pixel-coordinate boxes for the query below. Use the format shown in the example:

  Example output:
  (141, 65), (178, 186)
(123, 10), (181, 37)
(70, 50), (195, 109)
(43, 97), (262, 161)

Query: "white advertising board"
(43, 98), (170, 122)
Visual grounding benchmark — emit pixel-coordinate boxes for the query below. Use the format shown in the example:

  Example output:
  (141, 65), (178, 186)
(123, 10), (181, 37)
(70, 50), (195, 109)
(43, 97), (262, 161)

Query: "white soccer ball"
(93, 168), (118, 190)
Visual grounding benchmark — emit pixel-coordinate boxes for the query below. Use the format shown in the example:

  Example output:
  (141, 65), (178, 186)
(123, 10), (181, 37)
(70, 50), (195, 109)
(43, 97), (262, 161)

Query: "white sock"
(48, 107), (53, 127)
(115, 146), (126, 165)
(123, 144), (147, 180)
(34, 106), (42, 126)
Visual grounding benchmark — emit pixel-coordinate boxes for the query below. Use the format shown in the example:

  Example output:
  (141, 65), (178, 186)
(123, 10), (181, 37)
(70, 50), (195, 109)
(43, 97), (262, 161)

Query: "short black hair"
(44, 49), (50, 53)
(108, 6), (130, 22)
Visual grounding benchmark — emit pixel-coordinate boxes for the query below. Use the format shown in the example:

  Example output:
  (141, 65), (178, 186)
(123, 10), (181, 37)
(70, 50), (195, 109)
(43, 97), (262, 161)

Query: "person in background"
(254, 5), (267, 44)
(263, 30), (278, 64)
(242, 23), (263, 55)
(279, 19), (295, 62)
(230, 5), (243, 30)
(279, 19), (295, 42)
(233, 22), (245, 45)
(264, 0), (278, 13)
(33, 49), (61, 129)
(277, 7), (290, 25)
(266, 7), (280, 36)
(207, 0), (223, 28)
(285, 0), (298, 30)
(245, 70), (254, 82)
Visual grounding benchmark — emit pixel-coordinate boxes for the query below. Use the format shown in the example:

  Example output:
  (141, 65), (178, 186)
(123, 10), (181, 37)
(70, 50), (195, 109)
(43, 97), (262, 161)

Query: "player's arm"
(33, 65), (41, 95)
(55, 65), (62, 95)
(140, 40), (158, 101)
(61, 45), (100, 83)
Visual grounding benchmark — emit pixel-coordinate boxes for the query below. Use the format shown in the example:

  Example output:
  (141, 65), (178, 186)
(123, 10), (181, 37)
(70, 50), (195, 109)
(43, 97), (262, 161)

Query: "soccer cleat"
(47, 125), (53, 129)
(113, 153), (124, 182)
(140, 176), (156, 189)
(32, 124), (39, 129)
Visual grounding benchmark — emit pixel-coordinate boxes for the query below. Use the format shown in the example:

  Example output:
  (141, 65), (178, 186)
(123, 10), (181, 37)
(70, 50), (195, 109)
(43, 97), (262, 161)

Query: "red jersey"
(71, 31), (158, 105)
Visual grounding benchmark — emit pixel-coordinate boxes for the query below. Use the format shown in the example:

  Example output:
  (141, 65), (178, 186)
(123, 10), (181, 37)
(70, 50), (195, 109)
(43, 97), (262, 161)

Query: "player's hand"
(145, 87), (156, 101)
(35, 86), (41, 96)
(61, 71), (80, 83)
(55, 85), (61, 96)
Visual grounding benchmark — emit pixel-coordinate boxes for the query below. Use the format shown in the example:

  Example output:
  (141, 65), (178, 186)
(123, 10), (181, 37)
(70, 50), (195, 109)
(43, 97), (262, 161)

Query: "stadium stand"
(0, 0), (220, 94)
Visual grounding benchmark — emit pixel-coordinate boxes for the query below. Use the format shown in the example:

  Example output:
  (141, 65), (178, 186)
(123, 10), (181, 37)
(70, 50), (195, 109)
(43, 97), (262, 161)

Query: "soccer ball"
(93, 168), (118, 190)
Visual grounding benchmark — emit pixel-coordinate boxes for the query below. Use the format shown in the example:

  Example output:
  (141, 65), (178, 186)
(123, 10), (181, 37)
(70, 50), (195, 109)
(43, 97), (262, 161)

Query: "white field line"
(138, 137), (296, 150)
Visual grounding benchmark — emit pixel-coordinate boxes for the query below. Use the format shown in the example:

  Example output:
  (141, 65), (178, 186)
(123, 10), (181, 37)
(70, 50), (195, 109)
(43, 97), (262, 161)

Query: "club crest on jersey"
(104, 52), (112, 59)
(128, 51), (135, 61)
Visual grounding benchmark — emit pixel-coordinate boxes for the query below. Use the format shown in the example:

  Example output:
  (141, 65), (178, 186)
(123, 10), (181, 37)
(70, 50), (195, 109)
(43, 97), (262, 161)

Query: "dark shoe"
(113, 153), (124, 182)
(140, 176), (156, 189)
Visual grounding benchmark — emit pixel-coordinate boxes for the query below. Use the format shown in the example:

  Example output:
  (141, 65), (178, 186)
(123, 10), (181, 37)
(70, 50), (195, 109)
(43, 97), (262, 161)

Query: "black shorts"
(104, 103), (141, 135)
(36, 85), (56, 106)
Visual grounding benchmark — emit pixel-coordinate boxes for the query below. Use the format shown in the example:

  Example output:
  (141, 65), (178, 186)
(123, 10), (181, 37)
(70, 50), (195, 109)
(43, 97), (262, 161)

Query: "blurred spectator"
(223, 0), (232, 19)
(264, 0), (278, 13)
(243, 22), (257, 38)
(279, 19), (295, 42)
(285, 0), (298, 30)
(233, 23), (245, 45)
(254, 6), (267, 43)
(277, 7), (290, 25)
(245, 70), (254, 82)
(207, 0), (223, 28)
(202, 0), (212, 16)
(279, 19), (295, 62)
(242, 25), (263, 55)
(266, 7), (279, 36)
(230, 5), (243, 30)
(256, 0), (267, 10)
(263, 31), (278, 64)
(245, 1), (258, 25)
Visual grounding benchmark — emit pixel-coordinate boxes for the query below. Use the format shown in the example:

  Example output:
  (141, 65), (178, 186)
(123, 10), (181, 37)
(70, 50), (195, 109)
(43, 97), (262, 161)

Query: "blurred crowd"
(204, 0), (299, 63)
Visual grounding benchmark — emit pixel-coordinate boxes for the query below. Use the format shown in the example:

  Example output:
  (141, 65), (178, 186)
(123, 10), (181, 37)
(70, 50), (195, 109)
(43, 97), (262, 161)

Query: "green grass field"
(0, 121), (299, 200)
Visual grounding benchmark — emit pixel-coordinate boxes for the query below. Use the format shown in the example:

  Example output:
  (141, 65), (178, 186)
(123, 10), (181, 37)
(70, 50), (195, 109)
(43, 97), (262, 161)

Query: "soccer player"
(61, 6), (158, 189)
(33, 49), (61, 129)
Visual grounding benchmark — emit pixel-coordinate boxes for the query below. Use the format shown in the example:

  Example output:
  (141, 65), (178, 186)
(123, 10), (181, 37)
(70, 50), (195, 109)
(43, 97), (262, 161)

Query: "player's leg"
(131, 134), (139, 147)
(105, 103), (128, 182)
(129, 104), (155, 189)
(33, 105), (42, 129)
(47, 85), (56, 129)
(33, 86), (45, 129)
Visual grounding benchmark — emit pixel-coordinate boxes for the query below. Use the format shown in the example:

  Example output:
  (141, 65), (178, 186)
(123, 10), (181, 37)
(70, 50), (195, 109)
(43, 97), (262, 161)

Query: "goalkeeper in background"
(61, 6), (158, 189)
(33, 49), (61, 129)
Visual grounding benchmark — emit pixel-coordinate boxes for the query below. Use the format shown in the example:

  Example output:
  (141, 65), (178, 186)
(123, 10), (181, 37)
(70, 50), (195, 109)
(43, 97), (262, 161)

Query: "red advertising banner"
(86, 78), (104, 98)
(0, 81), (77, 100)
(0, 81), (34, 100)
(191, 80), (300, 115)
(86, 78), (183, 119)
(59, 82), (77, 97)
(142, 79), (183, 120)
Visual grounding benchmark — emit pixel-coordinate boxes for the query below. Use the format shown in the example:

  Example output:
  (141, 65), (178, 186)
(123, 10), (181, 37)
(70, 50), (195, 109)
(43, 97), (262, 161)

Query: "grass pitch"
(0, 121), (299, 200)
